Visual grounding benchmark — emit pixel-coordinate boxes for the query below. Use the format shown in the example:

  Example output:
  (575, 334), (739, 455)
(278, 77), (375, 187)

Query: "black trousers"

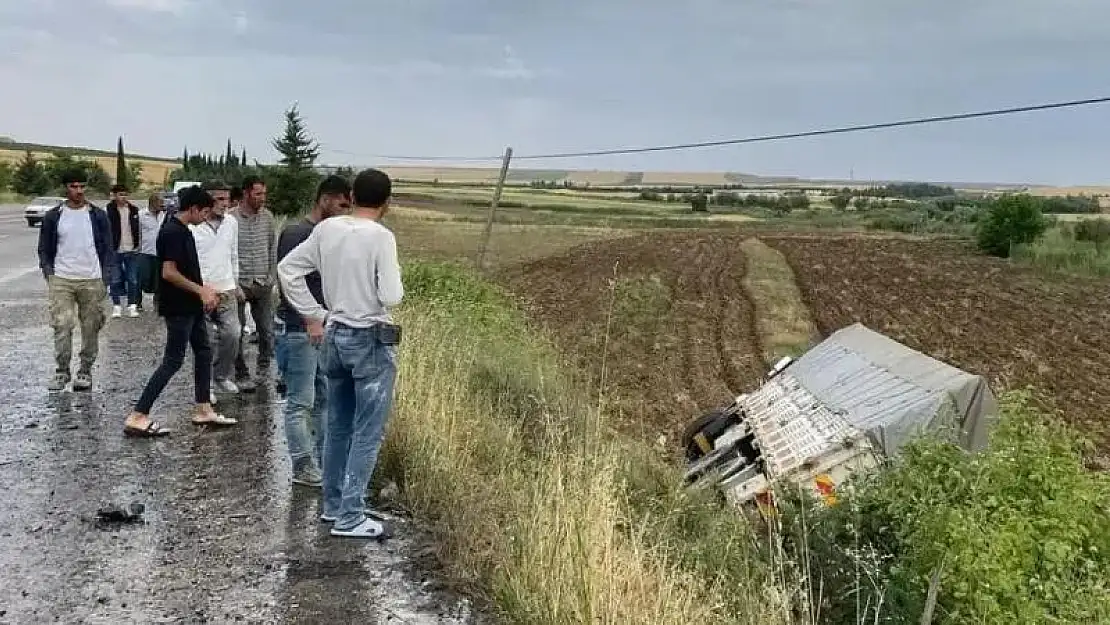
(137, 253), (161, 307)
(135, 313), (212, 413)
(235, 282), (275, 377)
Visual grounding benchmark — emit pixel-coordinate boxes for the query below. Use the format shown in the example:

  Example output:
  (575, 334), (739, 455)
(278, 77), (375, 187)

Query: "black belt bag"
(374, 322), (402, 346)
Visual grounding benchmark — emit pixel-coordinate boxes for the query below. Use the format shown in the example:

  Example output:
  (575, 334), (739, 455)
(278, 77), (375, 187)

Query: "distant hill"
(4, 137), (1101, 194)
(0, 138), (181, 187)
(0, 138), (177, 162)
(371, 164), (1040, 193)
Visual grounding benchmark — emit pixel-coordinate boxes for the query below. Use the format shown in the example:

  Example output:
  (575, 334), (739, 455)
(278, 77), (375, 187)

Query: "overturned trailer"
(682, 323), (998, 508)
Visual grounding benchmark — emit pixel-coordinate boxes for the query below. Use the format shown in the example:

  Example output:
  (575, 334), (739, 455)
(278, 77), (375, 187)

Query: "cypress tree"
(115, 136), (128, 189)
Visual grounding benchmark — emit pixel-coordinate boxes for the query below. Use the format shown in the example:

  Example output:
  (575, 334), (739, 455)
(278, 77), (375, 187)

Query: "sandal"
(192, 412), (237, 427)
(124, 421), (172, 438)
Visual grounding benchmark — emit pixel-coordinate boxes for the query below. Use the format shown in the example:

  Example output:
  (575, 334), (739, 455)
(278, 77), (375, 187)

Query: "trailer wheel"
(682, 407), (740, 462)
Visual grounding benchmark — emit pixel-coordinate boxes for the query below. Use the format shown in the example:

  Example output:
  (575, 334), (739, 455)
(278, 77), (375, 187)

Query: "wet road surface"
(0, 206), (481, 624)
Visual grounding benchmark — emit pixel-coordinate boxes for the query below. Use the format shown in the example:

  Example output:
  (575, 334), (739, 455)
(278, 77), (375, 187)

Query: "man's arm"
(277, 228), (326, 321)
(161, 259), (218, 312)
(37, 211), (55, 279)
(95, 209), (118, 282)
(161, 260), (205, 296)
(375, 231), (404, 308)
(267, 211), (278, 285)
(229, 217), (240, 286)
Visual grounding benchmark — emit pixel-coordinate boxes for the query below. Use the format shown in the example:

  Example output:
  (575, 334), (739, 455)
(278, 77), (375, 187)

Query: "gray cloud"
(0, 0), (1108, 184)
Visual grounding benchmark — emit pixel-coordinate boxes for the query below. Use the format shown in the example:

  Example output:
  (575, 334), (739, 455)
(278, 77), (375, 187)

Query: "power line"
(348, 95), (1110, 163)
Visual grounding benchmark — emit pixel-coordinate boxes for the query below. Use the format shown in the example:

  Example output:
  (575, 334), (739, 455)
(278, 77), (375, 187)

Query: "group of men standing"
(37, 167), (403, 539)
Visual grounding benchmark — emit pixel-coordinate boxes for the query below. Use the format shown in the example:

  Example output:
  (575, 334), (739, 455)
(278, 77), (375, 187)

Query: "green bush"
(1073, 218), (1110, 249)
(1011, 226), (1110, 277)
(401, 261), (518, 333)
(0, 161), (13, 192)
(975, 194), (1048, 257)
(782, 390), (1110, 625)
(866, 212), (922, 233)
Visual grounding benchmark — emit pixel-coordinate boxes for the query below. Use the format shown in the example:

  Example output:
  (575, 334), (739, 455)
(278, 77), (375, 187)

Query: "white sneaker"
(111, 305), (122, 318)
(214, 378), (240, 394)
(126, 304), (139, 318)
(330, 517), (390, 539)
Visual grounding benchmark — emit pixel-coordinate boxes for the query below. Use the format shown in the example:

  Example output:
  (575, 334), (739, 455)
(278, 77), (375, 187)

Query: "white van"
(172, 181), (202, 193)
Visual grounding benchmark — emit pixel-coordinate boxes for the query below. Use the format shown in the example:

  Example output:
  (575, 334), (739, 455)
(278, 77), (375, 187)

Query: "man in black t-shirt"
(123, 186), (237, 437)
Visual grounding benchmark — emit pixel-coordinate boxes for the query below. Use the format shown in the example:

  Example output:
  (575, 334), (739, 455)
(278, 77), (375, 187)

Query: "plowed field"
(765, 236), (1110, 448)
(500, 232), (765, 441)
(502, 231), (1110, 453)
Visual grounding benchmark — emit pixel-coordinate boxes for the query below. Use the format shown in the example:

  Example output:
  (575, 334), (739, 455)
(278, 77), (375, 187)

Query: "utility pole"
(476, 146), (513, 271)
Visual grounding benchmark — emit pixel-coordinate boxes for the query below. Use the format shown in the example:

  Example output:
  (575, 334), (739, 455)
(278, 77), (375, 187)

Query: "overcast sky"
(1, 0), (1108, 184)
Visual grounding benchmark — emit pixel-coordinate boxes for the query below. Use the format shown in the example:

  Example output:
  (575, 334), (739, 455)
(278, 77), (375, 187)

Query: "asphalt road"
(0, 205), (478, 623)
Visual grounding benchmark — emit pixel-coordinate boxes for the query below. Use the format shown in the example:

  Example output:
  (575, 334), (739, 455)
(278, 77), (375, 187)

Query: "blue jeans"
(275, 321), (326, 466)
(320, 323), (398, 530)
(110, 251), (141, 306)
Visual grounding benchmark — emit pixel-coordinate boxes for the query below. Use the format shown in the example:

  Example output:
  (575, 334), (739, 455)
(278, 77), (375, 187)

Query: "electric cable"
(334, 95), (1110, 163)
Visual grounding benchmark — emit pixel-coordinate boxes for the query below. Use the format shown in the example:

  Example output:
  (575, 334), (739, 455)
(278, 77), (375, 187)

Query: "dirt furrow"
(501, 231), (765, 444)
(765, 235), (1110, 451)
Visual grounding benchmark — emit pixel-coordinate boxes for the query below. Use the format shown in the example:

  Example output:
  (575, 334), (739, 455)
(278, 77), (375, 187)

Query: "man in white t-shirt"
(190, 180), (243, 395)
(36, 170), (115, 392)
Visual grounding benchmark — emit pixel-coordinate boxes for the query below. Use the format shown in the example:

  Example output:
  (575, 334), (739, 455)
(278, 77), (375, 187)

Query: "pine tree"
(115, 136), (129, 190)
(267, 104), (321, 216)
(13, 151), (49, 195)
(226, 139), (233, 166)
(272, 104), (320, 169)
(241, 147), (247, 166)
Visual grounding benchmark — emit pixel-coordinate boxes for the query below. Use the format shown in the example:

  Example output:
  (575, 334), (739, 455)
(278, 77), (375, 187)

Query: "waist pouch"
(331, 321), (402, 346)
(374, 322), (402, 345)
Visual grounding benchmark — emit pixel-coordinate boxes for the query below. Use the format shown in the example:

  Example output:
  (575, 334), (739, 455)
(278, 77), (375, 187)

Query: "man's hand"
(306, 317), (326, 345)
(199, 286), (219, 312)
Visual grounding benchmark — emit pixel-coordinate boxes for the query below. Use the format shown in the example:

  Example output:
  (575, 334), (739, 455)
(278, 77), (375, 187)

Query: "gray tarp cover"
(786, 323), (998, 455)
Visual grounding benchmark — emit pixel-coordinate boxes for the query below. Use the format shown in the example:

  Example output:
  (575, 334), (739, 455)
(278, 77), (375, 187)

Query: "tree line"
(171, 140), (257, 190)
(169, 105), (329, 217)
(1, 151), (116, 196)
(1, 104), (329, 221)
(1, 136), (146, 197)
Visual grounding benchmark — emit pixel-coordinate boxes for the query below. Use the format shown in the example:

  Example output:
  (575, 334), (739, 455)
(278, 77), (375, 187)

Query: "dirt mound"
(500, 231), (765, 442)
(765, 236), (1110, 449)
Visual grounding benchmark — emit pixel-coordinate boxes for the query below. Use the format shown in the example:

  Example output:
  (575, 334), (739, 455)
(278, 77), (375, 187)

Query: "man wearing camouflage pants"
(36, 170), (115, 392)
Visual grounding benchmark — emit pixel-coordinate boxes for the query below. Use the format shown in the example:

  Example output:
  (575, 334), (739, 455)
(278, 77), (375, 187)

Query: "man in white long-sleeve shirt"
(190, 180), (243, 395)
(277, 168), (403, 540)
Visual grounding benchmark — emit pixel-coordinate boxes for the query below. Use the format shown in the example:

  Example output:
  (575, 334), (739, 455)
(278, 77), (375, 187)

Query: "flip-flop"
(192, 413), (237, 427)
(124, 421), (172, 438)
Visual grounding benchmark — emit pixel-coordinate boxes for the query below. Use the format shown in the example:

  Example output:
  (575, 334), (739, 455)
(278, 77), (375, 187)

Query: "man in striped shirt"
(232, 175), (277, 392)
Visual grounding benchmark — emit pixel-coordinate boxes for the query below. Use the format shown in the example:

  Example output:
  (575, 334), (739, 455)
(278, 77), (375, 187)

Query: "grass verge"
(379, 261), (794, 624)
(738, 238), (819, 363)
(1012, 224), (1110, 277)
